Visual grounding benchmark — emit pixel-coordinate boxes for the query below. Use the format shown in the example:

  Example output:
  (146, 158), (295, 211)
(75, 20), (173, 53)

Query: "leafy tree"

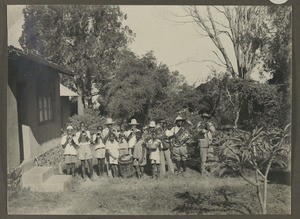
(19, 5), (134, 113)
(101, 51), (174, 124)
(260, 6), (292, 127)
(218, 125), (291, 214)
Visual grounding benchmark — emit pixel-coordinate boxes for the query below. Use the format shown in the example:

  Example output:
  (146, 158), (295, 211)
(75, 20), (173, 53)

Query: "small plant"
(217, 124), (291, 214)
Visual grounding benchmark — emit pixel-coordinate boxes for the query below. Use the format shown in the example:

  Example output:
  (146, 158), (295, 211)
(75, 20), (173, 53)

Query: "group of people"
(61, 113), (215, 181)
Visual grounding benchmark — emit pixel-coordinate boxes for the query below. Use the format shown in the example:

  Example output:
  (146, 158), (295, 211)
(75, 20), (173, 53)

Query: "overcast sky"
(7, 5), (266, 85)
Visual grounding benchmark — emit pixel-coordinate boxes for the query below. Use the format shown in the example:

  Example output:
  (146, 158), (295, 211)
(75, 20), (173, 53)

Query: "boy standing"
(61, 126), (77, 177)
(106, 132), (120, 178)
(74, 122), (96, 181)
(93, 126), (106, 177)
(133, 130), (146, 178)
(146, 125), (162, 179)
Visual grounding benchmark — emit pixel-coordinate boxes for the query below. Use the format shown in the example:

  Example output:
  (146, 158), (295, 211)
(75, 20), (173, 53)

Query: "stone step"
(23, 175), (72, 192)
(22, 166), (54, 186)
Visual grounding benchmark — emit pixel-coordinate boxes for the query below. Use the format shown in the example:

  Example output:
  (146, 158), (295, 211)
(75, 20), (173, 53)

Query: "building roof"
(8, 46), (75, 76)
(60, 84), (78, 97)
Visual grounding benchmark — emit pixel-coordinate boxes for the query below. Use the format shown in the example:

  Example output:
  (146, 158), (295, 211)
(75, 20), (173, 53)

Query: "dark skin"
(94, 126), (105, 176)
(134, 132), (146, 178)
(62, 129), (76, 176)
(149, 132), (161, 179)
(107, 134), (119, 178)
(78, 123), (94, 181)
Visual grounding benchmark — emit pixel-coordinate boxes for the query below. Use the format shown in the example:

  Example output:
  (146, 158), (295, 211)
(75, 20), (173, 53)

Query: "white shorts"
(78, 143), (92, 160)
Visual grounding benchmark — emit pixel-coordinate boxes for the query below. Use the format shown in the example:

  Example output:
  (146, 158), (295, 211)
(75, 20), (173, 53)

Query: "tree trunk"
(234, 108), (240, 129)
(262, 157), (274, 214)
(77, 87), (84, 115)
(255, 169), (264, 214)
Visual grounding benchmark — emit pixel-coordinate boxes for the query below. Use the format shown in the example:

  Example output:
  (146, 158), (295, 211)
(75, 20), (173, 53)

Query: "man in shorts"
(170, 116), (191, 176)
(74, 122), (96, 181)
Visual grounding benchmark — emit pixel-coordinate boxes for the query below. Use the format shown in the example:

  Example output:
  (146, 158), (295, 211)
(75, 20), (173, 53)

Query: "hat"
(66, 125), (73, 130)
(105, 118), (115, 125)
(135, 130), (142, 135)
(201, 113), (211, 119)
(175, 116), (185, 123)
(129, 119), (139, 125)
(149, 121), (156, 128)
(186, 120), (193, 126)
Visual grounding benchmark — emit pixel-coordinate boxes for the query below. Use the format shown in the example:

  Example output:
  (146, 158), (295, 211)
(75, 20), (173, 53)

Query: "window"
(36, 73), (55, 124)
(38, 95), (53, 122)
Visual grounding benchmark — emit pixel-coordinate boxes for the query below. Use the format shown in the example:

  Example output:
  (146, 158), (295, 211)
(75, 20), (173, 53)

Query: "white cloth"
(74, 131), (91, 145)
(170, 126), (181, 135)
(127, 129), (141, 148)
(148, 139), (161, 163)
(165, 129), (173, 137)
(102, 128), (110, 138)
(61, 135), (77, 155)
(92, 134), (106, 149)
(128, 135), (137, 149)
(106, 140), (120, 164)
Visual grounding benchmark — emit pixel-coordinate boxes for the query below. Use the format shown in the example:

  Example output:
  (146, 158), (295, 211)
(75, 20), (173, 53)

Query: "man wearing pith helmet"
(197, 113), (216, 175)
(169, 116), (191, 175)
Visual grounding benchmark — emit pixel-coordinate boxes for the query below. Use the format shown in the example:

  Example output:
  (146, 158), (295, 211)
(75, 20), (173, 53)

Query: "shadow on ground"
(268, 170), (291, 186)
(172, 186), (253, 215)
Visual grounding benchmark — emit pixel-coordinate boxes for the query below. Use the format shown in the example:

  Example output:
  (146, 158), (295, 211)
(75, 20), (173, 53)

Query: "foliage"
(68, 108), (105, 132)
(20, 5), (134, 108)
(260, 6), (292, 127)
(100, 50), (189, 125)
(216, 124), (291, 214)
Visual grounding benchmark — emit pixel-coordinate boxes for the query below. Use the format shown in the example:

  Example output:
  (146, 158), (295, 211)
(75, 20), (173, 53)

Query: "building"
(60, 84), (78, 129)
(7, 47), (75, 172)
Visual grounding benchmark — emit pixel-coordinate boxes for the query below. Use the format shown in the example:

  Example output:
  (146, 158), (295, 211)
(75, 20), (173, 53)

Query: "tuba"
(171, 127), (189, 148)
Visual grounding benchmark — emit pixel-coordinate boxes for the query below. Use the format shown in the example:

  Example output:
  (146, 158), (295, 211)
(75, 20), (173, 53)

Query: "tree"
(19, 5), (134, 112)
(183, 6), (267, 79)
(260, 6), (292, 127)
(101, 51), (172, 124)
(219, 124), (291, 214)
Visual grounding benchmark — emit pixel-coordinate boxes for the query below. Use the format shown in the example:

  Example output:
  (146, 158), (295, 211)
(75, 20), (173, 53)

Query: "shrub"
(67, 109), (106, 133)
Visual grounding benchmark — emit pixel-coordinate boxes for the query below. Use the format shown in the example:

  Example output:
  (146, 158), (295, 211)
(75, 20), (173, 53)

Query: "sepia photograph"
(6, 3), (292, 215)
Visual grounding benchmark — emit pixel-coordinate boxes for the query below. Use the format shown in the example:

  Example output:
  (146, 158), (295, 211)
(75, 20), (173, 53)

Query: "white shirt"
(165, 129), (173, 137)
(127, 129), (141, 148)
(92, 134), (106, 149)
(74, 130), (91, 145)
(61, 135), (77, 155)
(106, 140), (120, 158)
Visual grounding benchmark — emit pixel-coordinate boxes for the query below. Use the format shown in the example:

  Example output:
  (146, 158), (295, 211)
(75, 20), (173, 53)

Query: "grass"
(7, 166), (291, 215)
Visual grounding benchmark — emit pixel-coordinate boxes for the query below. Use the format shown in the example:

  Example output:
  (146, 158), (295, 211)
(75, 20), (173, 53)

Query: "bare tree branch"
(170, 57), (227, 68)
(213, 51), (226, 65)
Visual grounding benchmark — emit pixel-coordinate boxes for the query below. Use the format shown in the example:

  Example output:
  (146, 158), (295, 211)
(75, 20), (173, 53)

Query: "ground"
(8, 167), (290, 215)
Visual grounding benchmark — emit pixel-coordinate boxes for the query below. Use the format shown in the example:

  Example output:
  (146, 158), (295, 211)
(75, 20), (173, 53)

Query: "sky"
(7, 5), (266, 86)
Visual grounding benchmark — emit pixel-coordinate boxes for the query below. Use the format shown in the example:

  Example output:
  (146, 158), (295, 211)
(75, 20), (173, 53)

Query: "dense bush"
(67, 108), (106, 133)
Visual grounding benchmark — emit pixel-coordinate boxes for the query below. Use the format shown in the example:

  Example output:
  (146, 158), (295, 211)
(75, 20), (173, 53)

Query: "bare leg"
(111, 164), (116, 178)
(182, 160), (187, 172)
(140, 166), (144, 177)
(81, 160), (86, 180)
(99, 158), (105, 176)
(66, 164), (70, 175)
(176, 160), (181, 173)
(97, 158), (101, 176)
(87, 159), (95, 180)
(157, 164), (161, 179)
(71, 163), (76, 177)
